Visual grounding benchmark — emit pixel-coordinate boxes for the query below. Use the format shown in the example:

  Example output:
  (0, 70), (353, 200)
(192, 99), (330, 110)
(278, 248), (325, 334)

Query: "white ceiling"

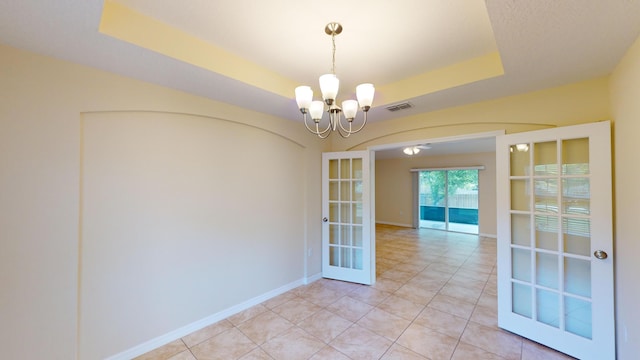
(1, 0), (639, 146)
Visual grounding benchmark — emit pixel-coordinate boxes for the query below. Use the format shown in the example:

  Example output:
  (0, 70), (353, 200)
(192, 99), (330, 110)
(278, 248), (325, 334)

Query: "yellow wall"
(609, 34), (640, 359)
(331, 76), (611, 151)
(376, 152), (496, 236)
(0, 44), (326, 359)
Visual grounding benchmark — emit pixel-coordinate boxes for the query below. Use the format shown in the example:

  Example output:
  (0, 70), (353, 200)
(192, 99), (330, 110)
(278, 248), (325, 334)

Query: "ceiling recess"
(385, 102), (413, 112)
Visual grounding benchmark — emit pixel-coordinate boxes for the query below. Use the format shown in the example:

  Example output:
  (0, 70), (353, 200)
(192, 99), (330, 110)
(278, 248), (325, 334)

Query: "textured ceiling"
(1, 0), (640, 127)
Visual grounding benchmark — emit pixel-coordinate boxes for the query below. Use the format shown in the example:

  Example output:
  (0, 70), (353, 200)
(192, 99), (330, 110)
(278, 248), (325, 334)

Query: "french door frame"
(321, 150), (376, 285)
(496, 121), (614, 360)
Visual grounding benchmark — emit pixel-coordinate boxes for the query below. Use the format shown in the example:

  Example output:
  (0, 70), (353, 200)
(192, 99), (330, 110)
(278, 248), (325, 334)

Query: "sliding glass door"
(419, 169), (479, 234)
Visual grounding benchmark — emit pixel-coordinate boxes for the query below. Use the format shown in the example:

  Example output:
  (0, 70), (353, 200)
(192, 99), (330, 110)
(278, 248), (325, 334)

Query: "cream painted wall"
(376, 152), (496, 236)
(0, 44), (326, 359)
(331, 76), (611, 152)
(609, 34), (640, 359)
(80, 112), (307, 358)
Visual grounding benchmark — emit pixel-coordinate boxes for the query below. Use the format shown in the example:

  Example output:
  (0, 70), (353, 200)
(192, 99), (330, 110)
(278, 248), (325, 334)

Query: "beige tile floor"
(135, 225), (576, 360)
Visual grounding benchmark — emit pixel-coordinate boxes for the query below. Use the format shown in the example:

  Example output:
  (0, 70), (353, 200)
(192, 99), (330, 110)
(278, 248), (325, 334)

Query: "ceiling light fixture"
(510, 143), (530, 152)
(403, 147), (421, 155)
(295, 22), (375, 138)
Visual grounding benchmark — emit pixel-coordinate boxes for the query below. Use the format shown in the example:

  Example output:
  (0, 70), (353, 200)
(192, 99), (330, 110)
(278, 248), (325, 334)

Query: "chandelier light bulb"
(342, 100), (358, 120)
(309, 101), (325, 120)
(319, 74), (339, 104)
(356, 83), (375, 110)
(295, 86), (313, 110)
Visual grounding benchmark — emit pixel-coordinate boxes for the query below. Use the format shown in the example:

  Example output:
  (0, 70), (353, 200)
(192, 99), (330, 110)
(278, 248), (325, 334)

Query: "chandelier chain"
(331, 31), (336, 75)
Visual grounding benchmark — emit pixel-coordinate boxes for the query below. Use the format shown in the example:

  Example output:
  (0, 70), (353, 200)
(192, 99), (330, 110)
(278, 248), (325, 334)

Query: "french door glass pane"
(563, 218), (591, 256)
(562, 138), (589, 175)
(512, 248), (531, 282)
(329, 181), (339, 200)
(565, 296), (592, 339)
(537, 289), (560, 328)
(340, 181), (351, 201)
(534, 141), (558, 175)
(329, 159), (338, 179)
(340, 159), (351, 179)
(340, 225), (350, 246)
(534, 179), (558, 213)
(511, 180), (530, 211)
(536, 252), (559, 289)
(329, 203), (339, 222)
(565, 257), (591, 297)
(352, 203), (362, 224)
(353, 249), (363, 270)
(352, 226), (363, 247)
(535, 215), (558, 251)
(511, 214), (530, 246)
(340, 247), (351, 268)
(329, 246), (339, 266)
(329, 224), (339, 244)
(340, 203), (350, 223)
(563, 178), (590, 215)
(510, 144), (530, 176)
(351, 158), (362, 179)
(513, 283), (532, 318)
(352, 180), (363, 201)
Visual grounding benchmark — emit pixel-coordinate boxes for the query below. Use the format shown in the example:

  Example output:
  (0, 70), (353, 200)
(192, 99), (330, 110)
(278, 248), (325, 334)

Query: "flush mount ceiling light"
(403, 144), (431, 155)
(510, 143), (530, 152)
(295, 22), (375, 138)
(403, 147), (421, 155)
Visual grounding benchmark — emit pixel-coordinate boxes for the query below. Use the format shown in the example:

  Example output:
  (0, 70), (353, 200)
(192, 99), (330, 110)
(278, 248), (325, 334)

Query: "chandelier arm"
(330, 111), (340, 131)
(305, 114), (332, 137)
(347, 112), (368, 134)
(333, 115), (353, 138)
(336, 115), (351, 133)
(319, 118), (332, 135)
(316, 121), (332, 139)
(303, 113), (318, 134)
(304, 114), (327, 136)
(335, 122), (351, 138)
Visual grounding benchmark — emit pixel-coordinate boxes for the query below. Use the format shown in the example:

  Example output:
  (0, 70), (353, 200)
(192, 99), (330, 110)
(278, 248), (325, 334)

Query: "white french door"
(322, 150), (375, 285)
(496, 121), (614, 360)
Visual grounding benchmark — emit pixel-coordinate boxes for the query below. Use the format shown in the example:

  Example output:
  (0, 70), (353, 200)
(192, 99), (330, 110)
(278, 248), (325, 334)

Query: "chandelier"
(295, 22), (375, 138)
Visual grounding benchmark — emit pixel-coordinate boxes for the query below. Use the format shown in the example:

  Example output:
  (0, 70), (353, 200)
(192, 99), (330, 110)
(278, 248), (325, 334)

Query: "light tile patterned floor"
(135, 225), (576, 360)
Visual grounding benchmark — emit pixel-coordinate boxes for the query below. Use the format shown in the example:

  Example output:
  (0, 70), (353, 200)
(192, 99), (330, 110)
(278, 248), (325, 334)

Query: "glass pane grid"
(328, 156), (367, 271)
(329, 242), (365, 270)
(509, 138), (594, 340)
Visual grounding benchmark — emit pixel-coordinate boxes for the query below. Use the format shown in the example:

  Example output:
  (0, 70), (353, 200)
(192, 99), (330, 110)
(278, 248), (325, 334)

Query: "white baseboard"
(480, 233), (497, 238)
(105, 278), (306, 360)
(375, 221), (413, 228)
(305, 272), (323, 284)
